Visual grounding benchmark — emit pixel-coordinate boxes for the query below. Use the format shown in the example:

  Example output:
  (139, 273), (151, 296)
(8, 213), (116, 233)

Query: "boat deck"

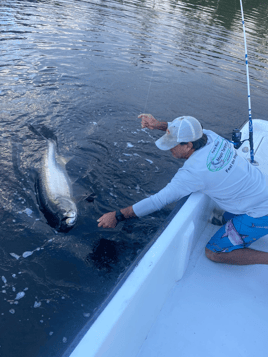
(137, 223), (268, 357)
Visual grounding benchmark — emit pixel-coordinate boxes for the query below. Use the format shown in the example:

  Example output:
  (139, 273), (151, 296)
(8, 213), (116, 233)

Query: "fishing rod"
(232, 0), (256, 164)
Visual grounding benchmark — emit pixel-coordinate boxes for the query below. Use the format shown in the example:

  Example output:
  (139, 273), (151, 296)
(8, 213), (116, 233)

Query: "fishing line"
(239, 0), (255, 164)
(140, 59), (158, 140)
(143, 63), (155, 113)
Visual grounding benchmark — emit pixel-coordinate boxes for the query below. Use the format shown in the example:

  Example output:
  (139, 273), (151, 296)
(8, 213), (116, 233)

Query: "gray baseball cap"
(155, 116), (203, 151)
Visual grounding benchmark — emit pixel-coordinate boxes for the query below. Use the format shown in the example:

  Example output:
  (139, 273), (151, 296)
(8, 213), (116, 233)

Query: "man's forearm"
(156, 122), (168, 131)
(120, 206), (137, 219)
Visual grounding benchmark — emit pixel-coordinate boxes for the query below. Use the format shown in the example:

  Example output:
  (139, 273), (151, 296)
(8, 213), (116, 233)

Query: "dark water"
(0, 0), (268, 356)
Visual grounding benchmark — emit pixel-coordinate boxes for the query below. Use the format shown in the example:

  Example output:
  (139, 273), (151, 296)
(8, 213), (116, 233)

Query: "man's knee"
(205, 247), (223, 263)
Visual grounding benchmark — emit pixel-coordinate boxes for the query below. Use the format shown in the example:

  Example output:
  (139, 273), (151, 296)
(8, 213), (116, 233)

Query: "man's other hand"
(138, 114), (159, 129)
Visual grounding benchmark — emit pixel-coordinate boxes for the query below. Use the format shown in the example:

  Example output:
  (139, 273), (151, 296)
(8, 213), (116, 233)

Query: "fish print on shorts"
(221, 220), (248, 246)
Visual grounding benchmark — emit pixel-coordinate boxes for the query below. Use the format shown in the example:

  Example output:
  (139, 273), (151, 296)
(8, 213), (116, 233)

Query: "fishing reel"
(231, 128), (249, 149)
(231, 128), (243, 149)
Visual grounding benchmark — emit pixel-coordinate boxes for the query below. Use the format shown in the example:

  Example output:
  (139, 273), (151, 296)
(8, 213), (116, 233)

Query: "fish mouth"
(57, 216), (77, 232)
(61, 214), (77, 227)
(64, 216), (77, 226)
(61, 212), (77, 230)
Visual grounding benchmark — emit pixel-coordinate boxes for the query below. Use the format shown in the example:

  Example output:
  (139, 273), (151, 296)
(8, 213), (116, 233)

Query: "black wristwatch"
(115, 210), (126, 222)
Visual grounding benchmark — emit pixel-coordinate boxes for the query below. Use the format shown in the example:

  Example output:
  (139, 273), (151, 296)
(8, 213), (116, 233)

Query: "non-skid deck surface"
(137, 223), (268, 357)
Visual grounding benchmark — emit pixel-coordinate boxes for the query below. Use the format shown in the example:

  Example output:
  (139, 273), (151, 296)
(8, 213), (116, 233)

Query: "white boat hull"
(69, 119), (268, 357)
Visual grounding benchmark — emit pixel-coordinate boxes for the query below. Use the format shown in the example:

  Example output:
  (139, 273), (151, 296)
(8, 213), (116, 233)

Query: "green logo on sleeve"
(207, 137), (234, 172)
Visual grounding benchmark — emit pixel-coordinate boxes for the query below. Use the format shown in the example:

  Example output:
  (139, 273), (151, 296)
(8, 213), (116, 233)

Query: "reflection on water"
(0, 0), (268, 356)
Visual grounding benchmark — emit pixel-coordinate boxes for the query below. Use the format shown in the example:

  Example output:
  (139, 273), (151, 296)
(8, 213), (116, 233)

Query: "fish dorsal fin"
(56, 155), (73, 167)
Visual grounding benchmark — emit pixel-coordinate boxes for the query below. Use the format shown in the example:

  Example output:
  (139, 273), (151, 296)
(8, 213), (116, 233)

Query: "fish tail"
(28, 124), (57, 143)
(39, 126), (57, 143)
(28, 124), (45, 139)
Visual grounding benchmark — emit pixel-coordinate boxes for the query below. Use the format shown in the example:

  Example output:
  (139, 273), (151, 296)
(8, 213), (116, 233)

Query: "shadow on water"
(86, 238), (119, 271)
(0, 0), (268, 356)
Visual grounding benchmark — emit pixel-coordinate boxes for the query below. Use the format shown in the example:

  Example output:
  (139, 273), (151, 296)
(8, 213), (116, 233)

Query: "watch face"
(116, 211), (125, 221)
(116, 214), (123, 221)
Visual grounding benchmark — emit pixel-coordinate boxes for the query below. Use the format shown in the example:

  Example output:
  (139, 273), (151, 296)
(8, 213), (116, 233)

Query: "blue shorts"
(206, 212), (268, 253)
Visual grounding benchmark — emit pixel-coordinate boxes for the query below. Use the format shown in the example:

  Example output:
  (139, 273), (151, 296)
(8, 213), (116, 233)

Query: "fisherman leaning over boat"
(97, 114), (268, 266)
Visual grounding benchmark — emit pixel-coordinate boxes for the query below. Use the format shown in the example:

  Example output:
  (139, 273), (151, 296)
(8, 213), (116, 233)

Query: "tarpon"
(33, 127), (77, 232)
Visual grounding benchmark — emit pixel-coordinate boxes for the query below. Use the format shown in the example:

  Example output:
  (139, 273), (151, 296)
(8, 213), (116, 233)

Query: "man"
(97, 114), (268, 265)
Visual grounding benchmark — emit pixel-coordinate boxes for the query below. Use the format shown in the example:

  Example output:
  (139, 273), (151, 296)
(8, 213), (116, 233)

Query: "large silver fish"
(35, 135), (77, 232)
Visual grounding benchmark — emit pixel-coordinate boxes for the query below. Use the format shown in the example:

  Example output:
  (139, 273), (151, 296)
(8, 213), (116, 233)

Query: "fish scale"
(43, 141), (72, 200)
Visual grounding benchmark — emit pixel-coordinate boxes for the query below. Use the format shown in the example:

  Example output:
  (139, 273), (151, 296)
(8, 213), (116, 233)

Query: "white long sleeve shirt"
(133, 129), (268, 218)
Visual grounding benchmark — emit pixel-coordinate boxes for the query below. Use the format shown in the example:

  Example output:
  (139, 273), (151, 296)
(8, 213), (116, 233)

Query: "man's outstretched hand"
(139, 114), (167, 131)
(97, 211), (117, 228)
(97, 206), (136, 229)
